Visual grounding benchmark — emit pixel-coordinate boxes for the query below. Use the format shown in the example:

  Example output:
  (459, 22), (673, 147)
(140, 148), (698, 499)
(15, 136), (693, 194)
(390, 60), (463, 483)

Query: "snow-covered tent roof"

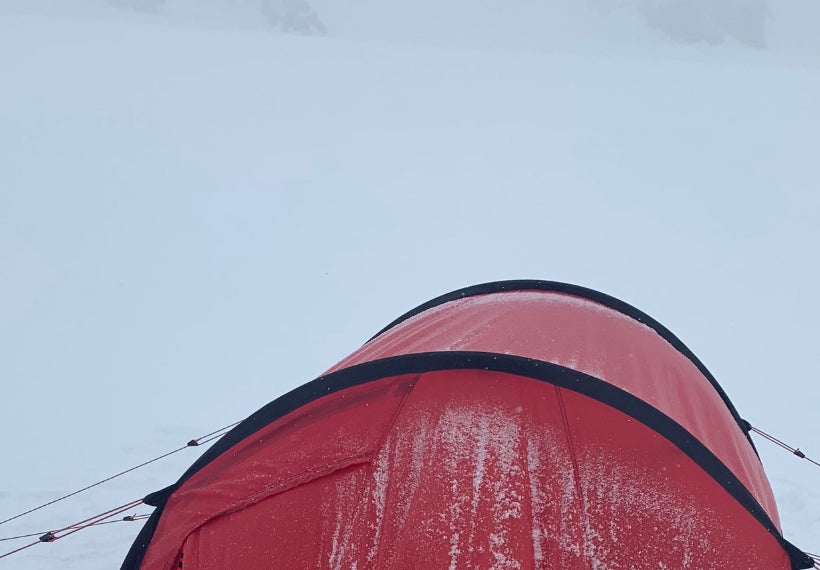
(122, 280), (812, 569)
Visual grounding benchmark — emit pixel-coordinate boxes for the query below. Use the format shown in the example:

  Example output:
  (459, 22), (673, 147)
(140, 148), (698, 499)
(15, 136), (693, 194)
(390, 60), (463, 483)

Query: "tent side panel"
(138, 375), (419, 570)
(178, 464), (372, 570)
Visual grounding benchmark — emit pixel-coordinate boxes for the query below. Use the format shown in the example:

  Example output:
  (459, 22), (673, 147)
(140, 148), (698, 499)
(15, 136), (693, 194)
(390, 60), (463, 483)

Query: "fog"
(0, 1), (818, 569)
(4, 0), (820, 57)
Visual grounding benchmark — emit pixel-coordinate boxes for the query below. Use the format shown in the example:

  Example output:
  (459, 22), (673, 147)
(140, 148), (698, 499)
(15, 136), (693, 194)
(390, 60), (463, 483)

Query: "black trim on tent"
(367, 280), (756, 453)
(122, 352), (812, 570)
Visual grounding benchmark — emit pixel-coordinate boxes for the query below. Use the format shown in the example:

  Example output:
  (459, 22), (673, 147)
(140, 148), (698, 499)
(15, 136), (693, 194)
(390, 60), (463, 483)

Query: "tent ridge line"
(365, 280), (755, 455)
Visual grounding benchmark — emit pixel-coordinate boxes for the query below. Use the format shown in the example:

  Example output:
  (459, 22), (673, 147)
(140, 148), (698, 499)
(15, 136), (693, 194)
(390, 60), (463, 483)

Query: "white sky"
(0, 2), (818, 568)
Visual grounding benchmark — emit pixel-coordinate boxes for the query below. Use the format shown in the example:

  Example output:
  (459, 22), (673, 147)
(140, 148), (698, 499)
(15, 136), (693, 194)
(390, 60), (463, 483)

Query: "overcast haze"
(0, 1), (818, 568)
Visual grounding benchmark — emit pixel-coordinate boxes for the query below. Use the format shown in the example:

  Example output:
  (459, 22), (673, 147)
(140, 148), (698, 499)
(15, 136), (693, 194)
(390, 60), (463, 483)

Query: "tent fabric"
(328, 288), (779, 525)
(122, 281), (812, 570)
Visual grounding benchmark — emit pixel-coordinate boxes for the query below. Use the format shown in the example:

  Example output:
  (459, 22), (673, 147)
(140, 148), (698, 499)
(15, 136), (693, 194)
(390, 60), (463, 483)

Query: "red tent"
(122, 281), (811, 569)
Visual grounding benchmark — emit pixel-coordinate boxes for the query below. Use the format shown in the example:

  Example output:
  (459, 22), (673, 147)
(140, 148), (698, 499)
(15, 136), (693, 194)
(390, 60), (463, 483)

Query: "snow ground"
(0, 3), (818, 569)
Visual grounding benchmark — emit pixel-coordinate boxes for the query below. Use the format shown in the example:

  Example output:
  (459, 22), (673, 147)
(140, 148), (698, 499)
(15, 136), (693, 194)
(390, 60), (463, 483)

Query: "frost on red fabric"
(330, 290), (779, 526)
(142, 371), (789, 570)
(135, 288), (791, 570)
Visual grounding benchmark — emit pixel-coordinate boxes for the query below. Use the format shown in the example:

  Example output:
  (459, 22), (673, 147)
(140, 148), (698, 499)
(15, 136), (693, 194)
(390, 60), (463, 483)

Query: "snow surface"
(0, 2), (818, 569)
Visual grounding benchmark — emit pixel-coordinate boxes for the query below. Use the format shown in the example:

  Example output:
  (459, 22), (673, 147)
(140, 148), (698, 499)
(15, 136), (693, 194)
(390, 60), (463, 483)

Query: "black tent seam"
(121, 352), (811, 570)
(364, 280), (755, 453)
